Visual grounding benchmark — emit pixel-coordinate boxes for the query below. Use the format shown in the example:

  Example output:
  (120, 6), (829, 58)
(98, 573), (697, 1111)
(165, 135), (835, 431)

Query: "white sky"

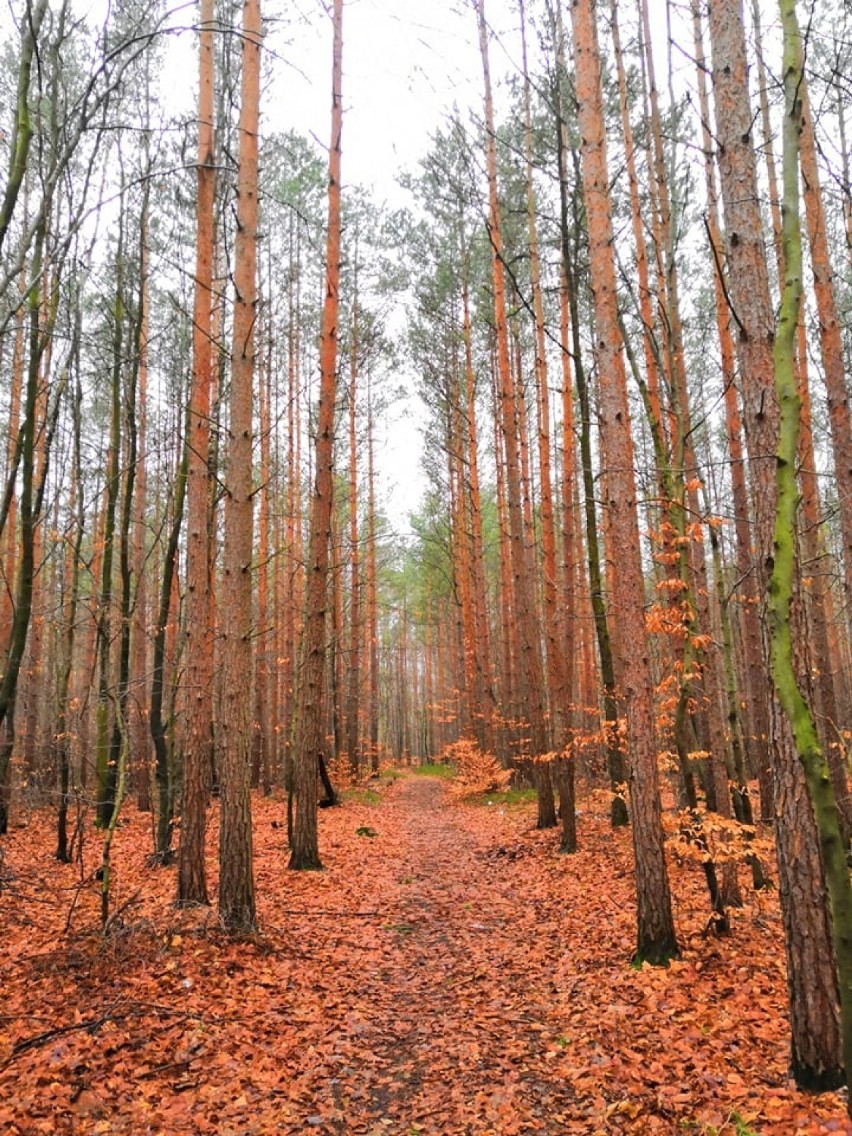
(269, 0), (521, 203)
(261, 0), (687, 530)
(264, 0), (527, 530)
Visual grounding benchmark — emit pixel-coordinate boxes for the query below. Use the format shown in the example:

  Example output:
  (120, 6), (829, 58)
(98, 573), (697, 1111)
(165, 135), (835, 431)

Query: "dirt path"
(320, 776), (577, 1133)
(2, 774), (848, 1135)
(1, 776), (581, 1136)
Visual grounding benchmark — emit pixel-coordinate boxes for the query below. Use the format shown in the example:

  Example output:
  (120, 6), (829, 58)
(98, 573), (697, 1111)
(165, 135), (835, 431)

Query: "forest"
(1, 0), (852, 1131)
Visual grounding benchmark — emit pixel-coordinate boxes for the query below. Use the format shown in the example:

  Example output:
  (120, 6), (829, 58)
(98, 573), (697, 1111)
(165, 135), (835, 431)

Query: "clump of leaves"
(663, 808), (774, 869)
(325, 755), (356, 792)
(440, 738), (512, 799)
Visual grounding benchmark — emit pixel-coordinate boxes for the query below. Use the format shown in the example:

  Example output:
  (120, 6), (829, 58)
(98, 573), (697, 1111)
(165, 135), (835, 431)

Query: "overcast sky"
(270, 0), (524, 203)
(259, 0), (541, 528)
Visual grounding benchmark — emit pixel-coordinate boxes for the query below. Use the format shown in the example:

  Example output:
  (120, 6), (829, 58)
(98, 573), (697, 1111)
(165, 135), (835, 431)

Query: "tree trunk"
(570, 0), (678, 965)
(290, 0), (343, 870)
(0, 0), (48, 255)
(150, 435), (188, 862)
(0, 217), (50, 832)
(132, 184), (151, 813)
(179, 0), (216, 904)
(54, 320), (83, 863)
(367, 384), (380, 773)
(797, 65), (852, 741)
(475, 0), (553, 827)
(95, 225), (124, 830)
(345, 288), (361, 778)
(549, 5), (628, 828)
(218, 0), (261, 931)
(769, 0), (852, 1101)
(708, 0), (843, 1085)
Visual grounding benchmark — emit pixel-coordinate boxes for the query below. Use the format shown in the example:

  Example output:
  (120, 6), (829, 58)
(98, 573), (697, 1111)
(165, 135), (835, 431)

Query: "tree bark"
(475, 0), (553, 827)
(179, 0), (217, 905)
(570, 0), (678, 964)
(218, 0), (261, 931)
(708, 0), (843, 1085)
(290, 0), (344, 870)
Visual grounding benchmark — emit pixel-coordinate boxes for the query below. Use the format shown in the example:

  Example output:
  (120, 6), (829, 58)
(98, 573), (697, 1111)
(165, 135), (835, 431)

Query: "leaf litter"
(0, 773), (849, 1134)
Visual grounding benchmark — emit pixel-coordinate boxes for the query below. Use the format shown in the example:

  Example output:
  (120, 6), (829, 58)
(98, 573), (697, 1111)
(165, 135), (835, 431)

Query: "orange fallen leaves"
(0, 775), (848, 1134)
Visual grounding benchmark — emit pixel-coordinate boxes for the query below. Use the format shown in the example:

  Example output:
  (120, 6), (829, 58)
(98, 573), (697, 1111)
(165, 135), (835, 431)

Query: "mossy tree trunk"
(770, 0), (852, 1103)
(0, 0), (48, 255)
(708, 0), (843, 1084)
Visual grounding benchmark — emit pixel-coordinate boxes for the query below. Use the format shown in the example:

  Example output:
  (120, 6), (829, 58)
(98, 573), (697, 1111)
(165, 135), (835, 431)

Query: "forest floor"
(0, 772), (850, 1136)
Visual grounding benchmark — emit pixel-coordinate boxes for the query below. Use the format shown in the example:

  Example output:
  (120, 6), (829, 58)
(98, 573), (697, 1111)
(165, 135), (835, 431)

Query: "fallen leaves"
(0, 774), (849, 1134)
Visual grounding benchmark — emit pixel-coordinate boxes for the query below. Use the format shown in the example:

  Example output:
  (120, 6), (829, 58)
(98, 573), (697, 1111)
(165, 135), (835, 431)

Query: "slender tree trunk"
(95, 224), (125, 829)
(0, 272), (26, 663)
(55, 323), (83, 863)
(0, 0), (48, 255)
(492, 361), (516, 757)
(461, 278), (497, 757)
(150, 433), (188, 862)
(291, 0), (343, 870)
(179, 0), (216, 904)
(691, 0), (769, 817)
(570, 0), (678, 964)
(520, 0), (572, 842)
(794, 316), (851, 840)
(0, 218), (49, 833)
(329, 489), (345, 766)
(797, 66), (852, 693)
(557, 260), (580, 853)
(345, 290), (361, 778)
(475, 0), (553, 827)
(132, 190), (150, 812)
(367, 383), (380, 773)
(549, 4), (628, 827)
(255, 315), (272, 795)
(106, 181), (144, 854)
(218, 0), (261, 930)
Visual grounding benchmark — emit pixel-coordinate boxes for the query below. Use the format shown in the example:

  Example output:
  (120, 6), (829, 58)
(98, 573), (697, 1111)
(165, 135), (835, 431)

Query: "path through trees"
(0, 775), (848, 1133)
(2, 0), (852, 1126)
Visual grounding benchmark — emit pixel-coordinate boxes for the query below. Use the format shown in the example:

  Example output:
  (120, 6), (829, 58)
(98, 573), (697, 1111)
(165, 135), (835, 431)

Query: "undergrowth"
(412, 762), (456, 779)
(476, 787), (538, 807)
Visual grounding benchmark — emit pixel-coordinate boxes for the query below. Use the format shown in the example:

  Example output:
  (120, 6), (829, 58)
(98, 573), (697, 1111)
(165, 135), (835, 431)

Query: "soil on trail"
(318, 775), (579, 1130)
(0, 773), (849, 1135)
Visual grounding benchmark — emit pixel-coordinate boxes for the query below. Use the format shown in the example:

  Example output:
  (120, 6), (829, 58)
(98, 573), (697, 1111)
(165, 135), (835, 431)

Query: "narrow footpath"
(2, 773), (847, 1135)
(313, 775), (580, 1133)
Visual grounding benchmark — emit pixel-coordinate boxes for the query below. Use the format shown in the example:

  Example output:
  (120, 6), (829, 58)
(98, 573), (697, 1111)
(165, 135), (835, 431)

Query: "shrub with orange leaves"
(326, 753), (356, 791)
(440, 738), (512, 799)
(663, 806), (775, 867)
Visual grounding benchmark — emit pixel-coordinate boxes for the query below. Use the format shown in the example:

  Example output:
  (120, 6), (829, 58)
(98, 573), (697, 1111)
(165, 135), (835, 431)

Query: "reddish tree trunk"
(570, 0), (678, 964)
